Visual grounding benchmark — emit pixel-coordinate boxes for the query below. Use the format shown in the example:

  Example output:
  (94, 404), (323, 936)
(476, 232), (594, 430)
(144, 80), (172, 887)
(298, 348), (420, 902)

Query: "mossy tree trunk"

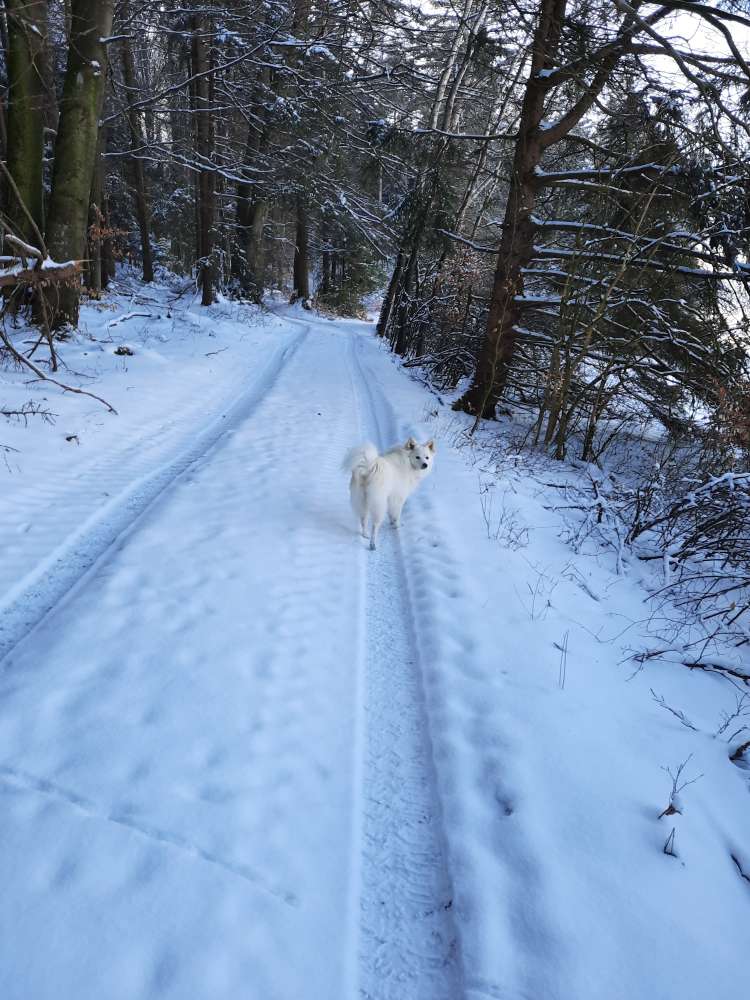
(5, 0), (48, 243)
(45, 0), (114, 328)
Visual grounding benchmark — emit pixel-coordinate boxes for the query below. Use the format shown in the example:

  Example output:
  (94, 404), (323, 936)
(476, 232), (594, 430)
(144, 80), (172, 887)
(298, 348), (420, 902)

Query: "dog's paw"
(369, 540), (376, 551)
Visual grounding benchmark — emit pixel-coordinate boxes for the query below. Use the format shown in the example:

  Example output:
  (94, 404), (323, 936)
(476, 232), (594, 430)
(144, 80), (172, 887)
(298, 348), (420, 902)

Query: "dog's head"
(405, 437), (436, 474)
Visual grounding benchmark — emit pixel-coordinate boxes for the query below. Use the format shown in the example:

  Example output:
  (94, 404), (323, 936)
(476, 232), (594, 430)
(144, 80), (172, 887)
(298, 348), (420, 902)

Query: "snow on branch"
(533, 163), (674, 183)
(530, 247), (748, 281)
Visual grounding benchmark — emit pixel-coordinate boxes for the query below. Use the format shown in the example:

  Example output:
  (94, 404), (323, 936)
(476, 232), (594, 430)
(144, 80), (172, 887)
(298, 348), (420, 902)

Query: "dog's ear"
(405, 437), (417, 450)
(426, 439), (436, 453)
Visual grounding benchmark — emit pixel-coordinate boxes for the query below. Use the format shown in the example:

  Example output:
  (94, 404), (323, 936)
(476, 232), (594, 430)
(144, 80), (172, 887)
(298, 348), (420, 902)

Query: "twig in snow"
(651, 689), (699, 731)
(554, 630), (569, 689)
(2, 400), (56, 423)
(659, 754), (703, 818)
(715, 693), (750, 742)
(561, 561), (601, 602)
(731, 853), (750, 884)
(663, 827), (677, 857)
(515, 562), (558, 621)
(1, 442), (19, 472)
(478, 477), (529, 549)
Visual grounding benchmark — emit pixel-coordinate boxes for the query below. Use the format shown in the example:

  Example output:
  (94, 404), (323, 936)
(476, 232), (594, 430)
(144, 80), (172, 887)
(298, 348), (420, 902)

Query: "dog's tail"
(342, 442), (379, 478)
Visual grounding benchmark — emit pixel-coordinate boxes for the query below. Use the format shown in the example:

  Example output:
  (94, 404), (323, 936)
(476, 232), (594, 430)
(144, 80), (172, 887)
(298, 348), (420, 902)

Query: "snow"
(215, 28), (245, 47)
(42, 256), (78, 271)
(306, 44), (336, 61)
(364, 351), (750, 1000)
(1, 276), (749, 999)
(533, 163), (670, 178)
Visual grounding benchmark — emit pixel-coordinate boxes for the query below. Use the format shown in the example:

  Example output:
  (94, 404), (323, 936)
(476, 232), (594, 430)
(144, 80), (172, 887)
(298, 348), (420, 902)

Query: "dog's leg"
(368, 494), (386, 550)
(369, 509), (385, 550)
(388, 496), (405, 528)
(351, 479), (369, 539)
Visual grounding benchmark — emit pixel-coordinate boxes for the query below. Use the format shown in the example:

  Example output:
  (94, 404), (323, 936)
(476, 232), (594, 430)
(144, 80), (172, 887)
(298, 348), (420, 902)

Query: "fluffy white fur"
(342, 437), (436, 550)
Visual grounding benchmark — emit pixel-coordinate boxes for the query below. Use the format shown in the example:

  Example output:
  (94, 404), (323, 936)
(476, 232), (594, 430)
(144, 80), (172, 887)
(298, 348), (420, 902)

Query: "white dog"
(343, 437), (436, 550)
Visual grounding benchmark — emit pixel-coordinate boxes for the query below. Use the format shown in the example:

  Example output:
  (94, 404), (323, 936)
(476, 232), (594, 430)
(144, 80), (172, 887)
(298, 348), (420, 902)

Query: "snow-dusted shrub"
(630, 471), (750, 645)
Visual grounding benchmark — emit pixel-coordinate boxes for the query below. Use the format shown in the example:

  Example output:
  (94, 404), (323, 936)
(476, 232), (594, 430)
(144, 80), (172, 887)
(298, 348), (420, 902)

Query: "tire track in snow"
(0, 328), (308, 668)
(348, 331), (463, 1000)
(351, 333), (556, 1000)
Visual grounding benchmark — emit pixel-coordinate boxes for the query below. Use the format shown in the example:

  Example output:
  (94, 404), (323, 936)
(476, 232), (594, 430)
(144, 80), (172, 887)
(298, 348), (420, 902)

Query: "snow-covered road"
(0, 312), (461, 1000)
(2, 301), (749, 1000)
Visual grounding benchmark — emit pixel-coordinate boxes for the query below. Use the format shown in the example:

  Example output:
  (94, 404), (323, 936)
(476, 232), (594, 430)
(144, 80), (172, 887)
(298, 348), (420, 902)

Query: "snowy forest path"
(0, 322), (308, 665)
(0, 312), (463, 1000)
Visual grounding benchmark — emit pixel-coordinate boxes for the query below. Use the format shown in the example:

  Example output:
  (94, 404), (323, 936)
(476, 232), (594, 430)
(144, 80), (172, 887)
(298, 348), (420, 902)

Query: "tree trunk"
(454, 0), (566, 417)
(236, 115), (267, 301)
(286, 0), (313, 301)
(249, 202), (267, 295)
(87, 152), (102, 295)
(236, 199), (267, 301)
(392, 244), (421, 356)
(45, 0), (114, 328)
(0, 92), (7, 160)
(87, 205), (102, 295)
(291, 201), (310, 302)
(99, 146), (115, 289)
(320, 247), (331, 296)
(5, 0), (48, 243)
(121, 25), (154, 282)
(191, 16), (215, 306)
(376, 251), (404, 337)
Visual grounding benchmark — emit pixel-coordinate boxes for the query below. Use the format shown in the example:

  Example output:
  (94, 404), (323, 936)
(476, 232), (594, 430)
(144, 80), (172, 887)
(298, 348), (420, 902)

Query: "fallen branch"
(106, 311), (152, 329)
(0, 260), (81, 289)
(0, 325), (117, 414)
(4, 234), (43, 260)
(1, 401), (56, 425)
(682, 660), (750, 686)
(631, 649), (750, 686)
